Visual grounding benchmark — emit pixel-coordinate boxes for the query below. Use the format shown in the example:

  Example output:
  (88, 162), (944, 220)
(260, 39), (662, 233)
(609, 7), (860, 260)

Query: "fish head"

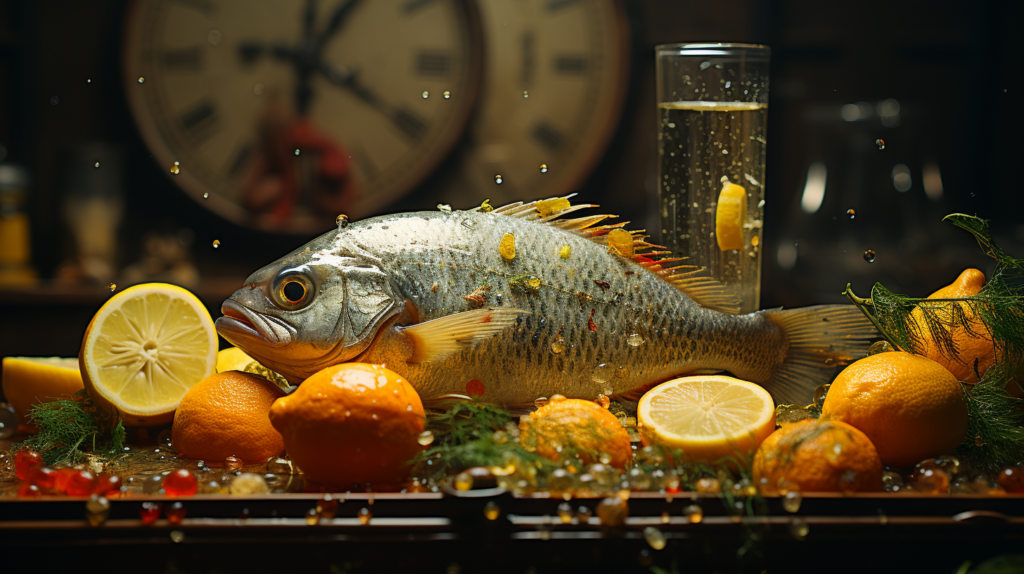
(215, 233), (402, 384)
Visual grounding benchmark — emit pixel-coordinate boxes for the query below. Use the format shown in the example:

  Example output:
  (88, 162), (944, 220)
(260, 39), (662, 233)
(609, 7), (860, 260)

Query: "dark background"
(0, 0), (1021, 358)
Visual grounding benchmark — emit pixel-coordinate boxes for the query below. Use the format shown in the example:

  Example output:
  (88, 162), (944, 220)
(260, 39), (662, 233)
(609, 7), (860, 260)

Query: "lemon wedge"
(80, 283), (217, 426)
(715, 179), (747, 251)
(217, 346), (255, 373)
(638, 376), (775, 466)
(2, 357), (84, 428)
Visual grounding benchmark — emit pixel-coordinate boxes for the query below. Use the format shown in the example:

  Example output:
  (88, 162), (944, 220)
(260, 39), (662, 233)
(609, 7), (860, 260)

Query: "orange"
(519, 397), (632, 468)
(171, 371), (285, 463)
(637, 376), (775, 467)
(821, 352), (968, 467)
(753, 418), (883, 493)
(269, 363), (425, 486)
(911, 268), (995, 384)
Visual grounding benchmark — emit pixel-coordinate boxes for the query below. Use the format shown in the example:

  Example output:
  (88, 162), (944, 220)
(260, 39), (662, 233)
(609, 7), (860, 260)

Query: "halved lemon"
(715, 180), (747, 251)
(637, 376), (775, 466)
(2, 357), (84, 428)
(216, 346), (255, 373)
(80, 283), (217, 426)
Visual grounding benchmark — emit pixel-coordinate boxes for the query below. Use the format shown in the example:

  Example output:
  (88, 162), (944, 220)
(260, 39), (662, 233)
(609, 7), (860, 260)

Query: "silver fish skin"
(215, 202), (876, 406)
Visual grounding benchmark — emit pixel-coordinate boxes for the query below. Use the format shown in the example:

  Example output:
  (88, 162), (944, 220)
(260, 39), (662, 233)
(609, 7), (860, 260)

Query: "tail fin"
(764, 305), (878, 405)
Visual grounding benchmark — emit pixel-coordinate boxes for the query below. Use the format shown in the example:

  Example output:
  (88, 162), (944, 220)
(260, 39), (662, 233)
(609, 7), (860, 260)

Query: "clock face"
(123, 0), (482, 232)
(435, 0), (630, 206)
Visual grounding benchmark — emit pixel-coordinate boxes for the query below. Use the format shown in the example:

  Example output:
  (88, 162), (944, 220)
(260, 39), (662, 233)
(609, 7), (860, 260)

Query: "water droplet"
(170, 530), (185, 543)
(443, 90), (451, 99)
(875, 138), (885, 150)
(661, 511), (671, 524)
(437, 203), (452, 213)
(494, 174), (503, 185)
(170, 162), (180, 175)
(751, 235), (760, 247)
(305, 507), (320, 525)
(539, 163), (548, 174)
(212, 239), (221, 249)
(523, 90), (529, 98)
(86, 78), (92, 84)
(93, 161), (100, 168)
(294, 148), (300, 156)
(549, 334), (565, 355)
(868, 340), (894, 355)
(254, 83), (265, 95)
(534, 396), (550, 408)
(596, 394), (611, 409)
(591, 363), (614, 385)
(454, 471), (473, 491)
(627, 333), (644, 347)
(643, 526), (666, 551)
(788, 517), (809, 540)
(847, 208), (856, 219)
(557, 502), (574, 523)
(137, 77), (145, 84)
(483, 501), (500, 520)
(782, 491), (803, 513)
(417, 430), (434, 446)
(108, 283), (116, 292)
(336, 214), (350, 228)
(863, 249), (876, 263)
(422, 91), (429, 99)
(499, 233), (516, 260)
(699, 61), (710, 70)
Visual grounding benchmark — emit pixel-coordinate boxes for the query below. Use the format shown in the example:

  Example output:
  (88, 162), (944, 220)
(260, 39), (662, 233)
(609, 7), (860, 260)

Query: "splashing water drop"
(443, 90), (451, 99)
(539, 164), (548, 174)
(336, 214), (350, 228)
(591, 364), (614, 385)
(203, 192), (209, 199)
(549, 334), (566, 355)
(863, 249), (876, 263)
(847, 208), (855, 219)
(643, 526), (666, 551)
(437, 204), (452, 213)
(417, 431), (434, 446)
(627, 333), (644, 347)
(170, 161), (180, 175)
(523, 90), (529, 98)
(212, 239), (221, 249)
(87, 78), (92, 84)
(138, 77), (145, 84)
(875, 138), (885, 150)
(93, 161), (100, 168)
(422, 91), (429, 99)
(494, 174), (503, 185)
(108, 283), (117, 292)
(294, 149), (300, 156)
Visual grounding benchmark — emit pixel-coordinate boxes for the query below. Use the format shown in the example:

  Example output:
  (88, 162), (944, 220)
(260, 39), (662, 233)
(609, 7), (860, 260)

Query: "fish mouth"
(216, 300), (294, 347)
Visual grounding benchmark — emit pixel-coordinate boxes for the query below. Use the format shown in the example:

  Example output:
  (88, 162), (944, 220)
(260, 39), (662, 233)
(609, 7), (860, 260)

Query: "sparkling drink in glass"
(656, 43), (770, 313)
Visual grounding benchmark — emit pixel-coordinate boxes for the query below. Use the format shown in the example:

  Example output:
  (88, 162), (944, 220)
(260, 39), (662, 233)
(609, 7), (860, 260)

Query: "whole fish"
(216, 197), (876, 406)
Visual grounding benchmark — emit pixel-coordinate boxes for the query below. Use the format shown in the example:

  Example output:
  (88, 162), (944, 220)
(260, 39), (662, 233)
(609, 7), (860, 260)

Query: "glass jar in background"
(0, 164), (37, 286)
(656, 43), (770, 313)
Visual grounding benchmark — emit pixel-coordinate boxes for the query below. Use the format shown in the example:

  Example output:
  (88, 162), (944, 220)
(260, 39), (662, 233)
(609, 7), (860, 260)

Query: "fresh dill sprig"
(410, 401), (557, 483)
(956, 364), (1024, 472)
(843, 214), (1024, 468)
(12, 389), (126, 466)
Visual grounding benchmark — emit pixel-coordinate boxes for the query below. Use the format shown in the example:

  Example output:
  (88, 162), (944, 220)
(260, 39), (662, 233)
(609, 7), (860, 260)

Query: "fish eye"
(282, 281), (306, 303)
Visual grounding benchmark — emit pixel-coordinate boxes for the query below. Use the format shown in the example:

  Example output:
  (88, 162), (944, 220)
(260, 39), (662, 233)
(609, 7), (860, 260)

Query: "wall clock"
(433, 0), (631, 207)
(122, 0), (483, 232)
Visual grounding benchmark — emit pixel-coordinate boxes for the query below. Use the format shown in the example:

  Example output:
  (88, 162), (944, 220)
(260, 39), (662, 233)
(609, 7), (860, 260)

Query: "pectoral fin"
(402, 308), (530, 363)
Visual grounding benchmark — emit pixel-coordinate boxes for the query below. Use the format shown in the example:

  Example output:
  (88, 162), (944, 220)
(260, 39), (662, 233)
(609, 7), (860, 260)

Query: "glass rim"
(656, 42), (770, 56)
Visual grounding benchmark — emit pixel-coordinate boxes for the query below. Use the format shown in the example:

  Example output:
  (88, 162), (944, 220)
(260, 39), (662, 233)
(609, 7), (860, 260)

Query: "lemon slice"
(80, 283), (217, 426)
(715, 180), (747, 251)
(638, 376), (775, 465)
(2, 357), (84, 428)
(217, 346), (255, 373)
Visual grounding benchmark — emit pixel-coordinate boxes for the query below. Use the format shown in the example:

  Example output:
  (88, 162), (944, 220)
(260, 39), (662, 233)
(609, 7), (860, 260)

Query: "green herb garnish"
(12, 389), (126, 466)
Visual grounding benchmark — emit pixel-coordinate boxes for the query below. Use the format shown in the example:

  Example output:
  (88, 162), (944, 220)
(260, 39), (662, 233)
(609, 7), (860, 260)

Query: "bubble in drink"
(875, 139), (885, 150)
(539, 164), (548, 174)
(863, 249), (876, 263)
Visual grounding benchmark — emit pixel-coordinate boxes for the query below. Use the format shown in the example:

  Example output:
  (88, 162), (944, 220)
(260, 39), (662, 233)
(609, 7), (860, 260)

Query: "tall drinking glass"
(656, 43), (770, 314)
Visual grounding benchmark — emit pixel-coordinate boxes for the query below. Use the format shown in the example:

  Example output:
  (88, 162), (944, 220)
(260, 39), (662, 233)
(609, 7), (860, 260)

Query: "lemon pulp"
(81, 283), (217, 425)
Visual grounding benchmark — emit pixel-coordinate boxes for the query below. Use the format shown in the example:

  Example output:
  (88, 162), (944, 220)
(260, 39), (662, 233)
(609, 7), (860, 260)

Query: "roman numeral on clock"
(179, 99), (220, 143)
(532, 121), (564, 150)
(393, 108), (427, 141)
(163, 46), (204, 71)
(416, 51), (452, 77)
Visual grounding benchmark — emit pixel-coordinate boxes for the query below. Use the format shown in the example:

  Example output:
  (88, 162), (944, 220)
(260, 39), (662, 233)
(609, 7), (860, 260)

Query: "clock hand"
(317, 0), (363, 49)
(319, 63), (387, 113)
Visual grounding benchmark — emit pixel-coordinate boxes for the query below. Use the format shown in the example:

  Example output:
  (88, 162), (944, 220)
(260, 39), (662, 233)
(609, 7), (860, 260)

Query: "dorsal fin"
(471, 196), (742, 314)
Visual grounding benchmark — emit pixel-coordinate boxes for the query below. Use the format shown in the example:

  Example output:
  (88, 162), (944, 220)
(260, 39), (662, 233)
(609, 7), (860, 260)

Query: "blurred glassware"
(656, 43), (770, 313)
(56, 142), (124, 285)
(0, 163), (38, 286)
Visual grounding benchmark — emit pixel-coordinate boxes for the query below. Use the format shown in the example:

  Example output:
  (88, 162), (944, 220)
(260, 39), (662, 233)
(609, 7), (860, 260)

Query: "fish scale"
(217, 200), (877, 407)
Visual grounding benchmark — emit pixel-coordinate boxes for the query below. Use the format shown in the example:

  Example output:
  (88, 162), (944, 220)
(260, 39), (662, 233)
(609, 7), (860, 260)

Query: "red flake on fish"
(594, 280), (610, 290)
(466, 379), (485, 397)
(588, 309), (597, 331)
